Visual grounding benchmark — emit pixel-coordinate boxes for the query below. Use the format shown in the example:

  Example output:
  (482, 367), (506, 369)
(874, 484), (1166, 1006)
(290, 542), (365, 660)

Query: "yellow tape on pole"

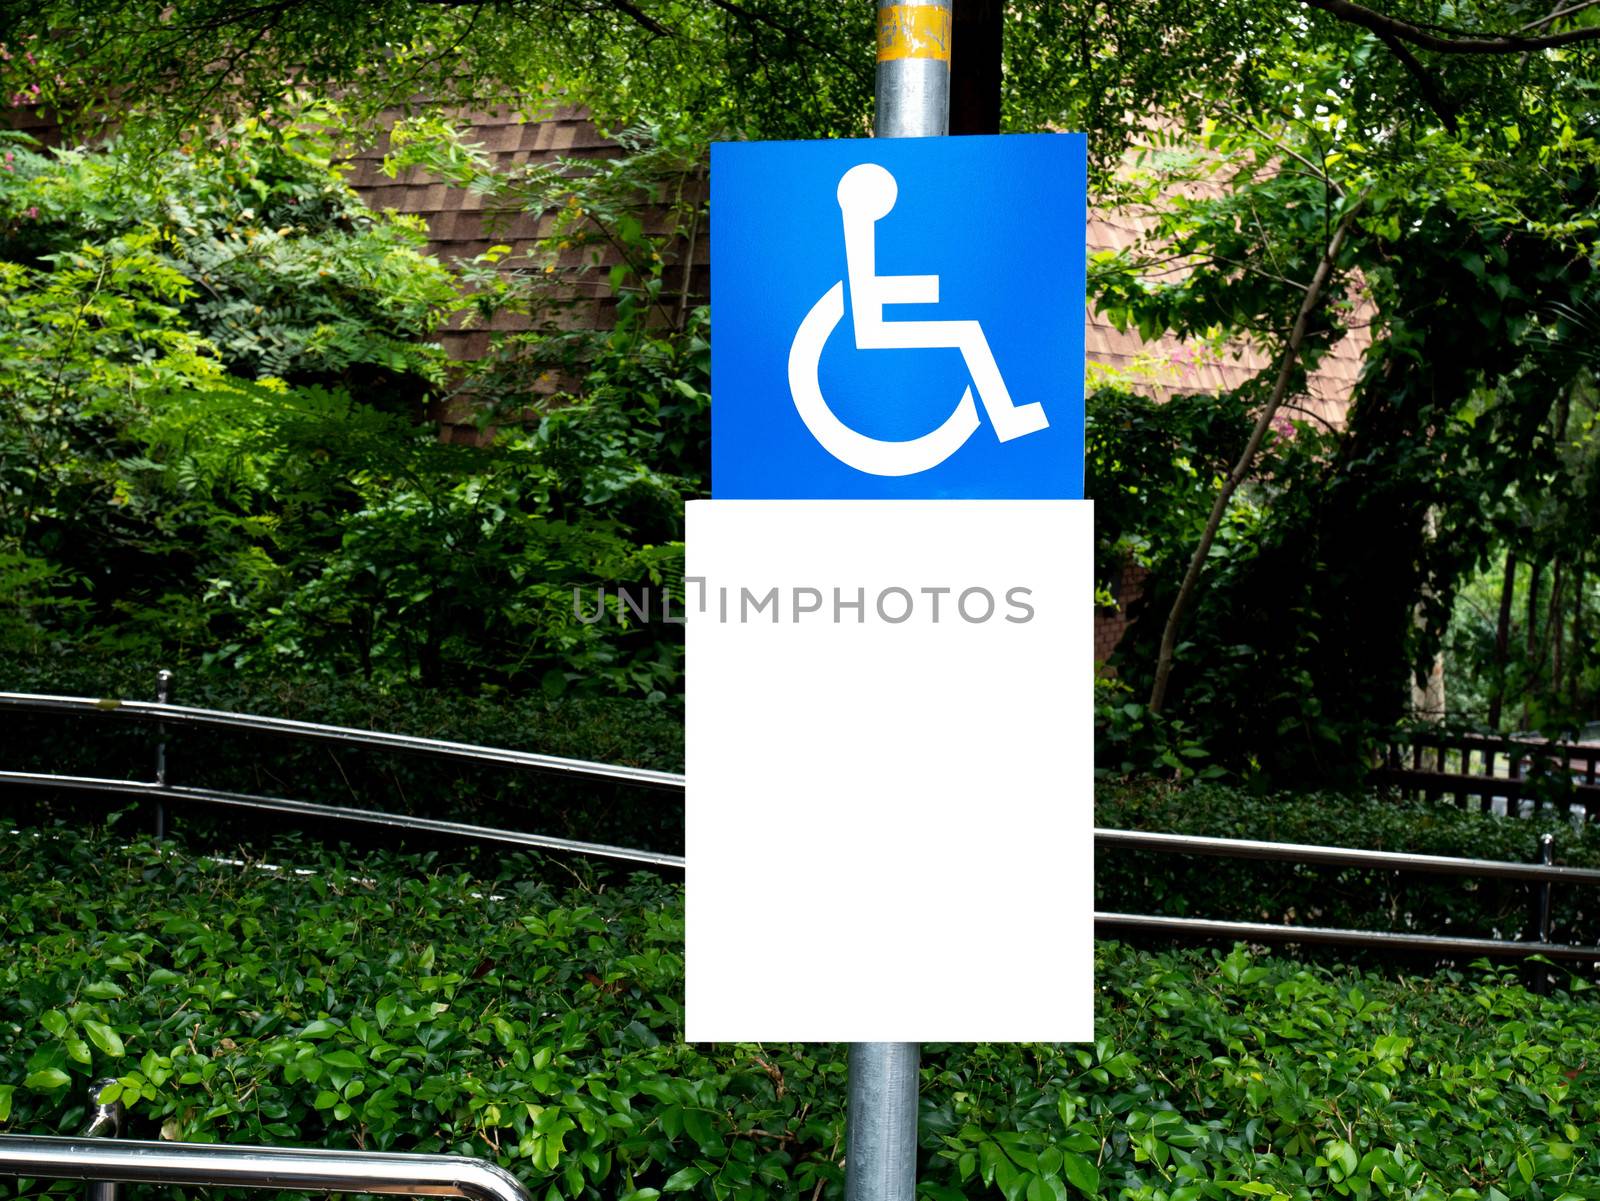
(876, 5), (951, 63)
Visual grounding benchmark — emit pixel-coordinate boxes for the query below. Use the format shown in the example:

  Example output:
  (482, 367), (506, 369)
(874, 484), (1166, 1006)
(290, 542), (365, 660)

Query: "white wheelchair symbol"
(787, 162), (1048, 477)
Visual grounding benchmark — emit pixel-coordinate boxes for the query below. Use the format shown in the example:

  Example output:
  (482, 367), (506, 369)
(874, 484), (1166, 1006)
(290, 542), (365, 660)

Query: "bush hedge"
(1097, 778), (1600, 949)
(6, 820), (1600, 1201)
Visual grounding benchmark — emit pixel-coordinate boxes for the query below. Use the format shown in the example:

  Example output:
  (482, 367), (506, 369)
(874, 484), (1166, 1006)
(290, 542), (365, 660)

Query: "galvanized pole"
(154, 668), (173, 840)
(874, 0), (953, 138)
(843, 6), (952, 1201)
(845, 1043), (920, 1201)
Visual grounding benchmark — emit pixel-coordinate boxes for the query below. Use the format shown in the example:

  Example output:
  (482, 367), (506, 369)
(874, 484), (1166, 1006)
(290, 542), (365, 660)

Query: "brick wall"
(1094, 562), (1148, 665)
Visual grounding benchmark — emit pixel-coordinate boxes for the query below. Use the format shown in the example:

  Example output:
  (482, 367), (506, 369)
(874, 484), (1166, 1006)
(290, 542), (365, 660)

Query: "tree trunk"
(1572, 565), (1586, 705)
(1523, 557), (1543, 728)
(1547, 558), (1564, 710)
(1148, 199), (1364, 714)
(1487, 549), (1516, 730)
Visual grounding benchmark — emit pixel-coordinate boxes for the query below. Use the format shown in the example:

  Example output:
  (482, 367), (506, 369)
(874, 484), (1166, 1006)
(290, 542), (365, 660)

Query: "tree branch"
(1370, 26), (1460, 130)
(1519, 0), (1600, 32)
(1305, 0), (1600, 52)
(405, 0), (674, 37)
(601, 0), (673, 38)
(1148, 195), (1368, 716)
(1213, 104), (1342, 195)
(703, 0), (861, 72)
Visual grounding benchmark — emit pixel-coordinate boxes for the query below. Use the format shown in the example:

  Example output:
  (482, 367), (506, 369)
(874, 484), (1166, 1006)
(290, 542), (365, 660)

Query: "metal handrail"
(0, 691), (685, 793)
(1094, 912), (1600, 961)
(0, 771), (684, 870)
(0, 682), (684, 869)
(1097, 825), (1600, 972)
(1096, 826), (1600, 884)
(0, 1135), (531, 1201)
(10, 683), (1591, 897)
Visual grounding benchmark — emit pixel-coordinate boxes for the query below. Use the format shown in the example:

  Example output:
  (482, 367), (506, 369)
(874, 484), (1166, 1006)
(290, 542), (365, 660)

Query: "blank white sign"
(685, 499), (1094, 1041)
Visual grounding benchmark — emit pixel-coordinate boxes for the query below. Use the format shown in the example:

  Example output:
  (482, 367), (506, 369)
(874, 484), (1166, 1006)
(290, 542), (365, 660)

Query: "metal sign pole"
(845, 1042), (921, 1201)
(874, 0), (953, 138)
(843, 11), (951, 1200)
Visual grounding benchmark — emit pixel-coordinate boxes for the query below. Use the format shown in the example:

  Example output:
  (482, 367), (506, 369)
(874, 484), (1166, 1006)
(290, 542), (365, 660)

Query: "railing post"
(1532, 831), (1555, 996)
(154, 668), (173, 840)
(83, 1078), (123, 1201)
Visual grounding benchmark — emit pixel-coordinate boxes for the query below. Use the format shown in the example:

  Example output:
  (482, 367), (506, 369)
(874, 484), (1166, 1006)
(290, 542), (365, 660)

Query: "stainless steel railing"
(1095, 826), (1600, 884)
(1096, 826), (1600, 986)
(0, 771), (683, 869)
(0, 690), (684, 792)
(6, 675), (1599, 961)
(0, 1084), (531, 1201)
(0, 1137), (532, 1201)
(0, 674), (684, 870)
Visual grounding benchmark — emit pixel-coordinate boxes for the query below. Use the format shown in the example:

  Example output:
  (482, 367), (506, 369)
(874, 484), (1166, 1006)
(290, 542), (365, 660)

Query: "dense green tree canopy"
(4, 1), (1598, 169)
(7, 0), (1600, 757)
(1089, 16), (1600, 765)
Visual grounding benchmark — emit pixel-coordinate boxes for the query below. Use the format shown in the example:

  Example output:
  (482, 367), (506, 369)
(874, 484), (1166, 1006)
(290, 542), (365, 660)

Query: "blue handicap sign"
(711, 133), (1085, 499)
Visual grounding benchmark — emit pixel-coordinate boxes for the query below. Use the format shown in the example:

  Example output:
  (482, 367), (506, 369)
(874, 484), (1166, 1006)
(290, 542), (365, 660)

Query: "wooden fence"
(1378, 730), (1600, 814)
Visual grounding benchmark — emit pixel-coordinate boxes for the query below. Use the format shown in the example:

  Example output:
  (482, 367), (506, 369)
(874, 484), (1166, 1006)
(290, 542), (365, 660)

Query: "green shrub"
(6, 822), (1600, 1201)
(1008, 941), (1600, 1201)
(1097, 778), (1600, 947)
(1, 117), (456, 389)
(0, 118), (698, 701)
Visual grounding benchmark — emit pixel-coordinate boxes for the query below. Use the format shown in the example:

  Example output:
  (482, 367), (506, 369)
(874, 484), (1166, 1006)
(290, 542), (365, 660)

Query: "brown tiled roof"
(341, 106), (1365, 428)
(340, 104), (645, 366)
(1081, 211), (1367, 432)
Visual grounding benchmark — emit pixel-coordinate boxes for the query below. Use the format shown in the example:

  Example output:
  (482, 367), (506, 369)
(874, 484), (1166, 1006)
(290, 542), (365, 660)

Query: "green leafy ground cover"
(5, 820), (1600, 1201)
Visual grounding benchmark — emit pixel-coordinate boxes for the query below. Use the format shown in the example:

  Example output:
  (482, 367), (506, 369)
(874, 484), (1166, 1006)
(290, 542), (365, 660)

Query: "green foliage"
(1086, 387), (1261, 599)
(1089, 45), (1600, 770)
(9, 821), (1600, 1200)
(124, 375), (687, 695)
(12, 1), (1600, 182)
(1, 115), (457, 388)
(0, 118), (702, 701)
(1094, 676), (1226, 783)
(0, 124), (456, 672)
(1076, 942), (1600, 1201)
(0, 822), (736, 1194)
(385, 117), (712, 487)
(1442, 385), (1600, 734)
(1087, 381), (1338, 778)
